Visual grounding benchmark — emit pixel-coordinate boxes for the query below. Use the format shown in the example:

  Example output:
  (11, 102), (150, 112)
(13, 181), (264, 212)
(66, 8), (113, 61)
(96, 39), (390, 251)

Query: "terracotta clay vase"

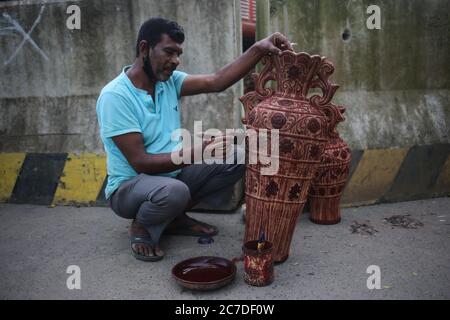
(308, 104), (351, 224)
(240, 51), (339, 263)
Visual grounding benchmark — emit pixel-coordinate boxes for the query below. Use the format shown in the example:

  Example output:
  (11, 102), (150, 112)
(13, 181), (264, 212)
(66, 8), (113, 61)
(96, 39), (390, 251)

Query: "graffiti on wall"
(0, 5), (48, 65)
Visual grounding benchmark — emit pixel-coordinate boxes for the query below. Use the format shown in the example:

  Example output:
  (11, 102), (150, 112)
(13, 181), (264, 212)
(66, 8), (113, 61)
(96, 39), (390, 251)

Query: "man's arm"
(180, 32), (293, 96)
(112, 133), (184, 175)
(112, 132), (234, 175)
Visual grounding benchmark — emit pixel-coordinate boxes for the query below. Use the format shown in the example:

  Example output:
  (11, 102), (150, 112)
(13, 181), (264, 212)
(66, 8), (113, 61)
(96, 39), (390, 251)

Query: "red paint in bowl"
(172, 256), (236, 291)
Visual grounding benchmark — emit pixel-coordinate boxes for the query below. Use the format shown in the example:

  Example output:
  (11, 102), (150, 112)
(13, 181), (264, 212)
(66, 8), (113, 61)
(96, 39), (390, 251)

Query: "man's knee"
(163, 180), (191, 208)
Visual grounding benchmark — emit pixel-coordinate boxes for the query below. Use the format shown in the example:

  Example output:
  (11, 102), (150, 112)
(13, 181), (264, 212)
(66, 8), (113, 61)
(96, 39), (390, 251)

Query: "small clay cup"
(242, 240), (274, 286)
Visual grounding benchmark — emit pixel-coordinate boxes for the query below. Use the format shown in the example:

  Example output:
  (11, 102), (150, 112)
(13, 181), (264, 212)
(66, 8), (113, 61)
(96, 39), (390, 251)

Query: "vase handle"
(240, 55), (276, 124)
(321, 102), (346, 139)
(309, 59), (339, 107)
(240, 91), (264, 124)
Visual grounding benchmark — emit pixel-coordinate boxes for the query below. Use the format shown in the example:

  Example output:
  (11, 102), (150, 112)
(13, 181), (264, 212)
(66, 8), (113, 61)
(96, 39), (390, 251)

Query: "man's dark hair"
(135, 18), (185, 57)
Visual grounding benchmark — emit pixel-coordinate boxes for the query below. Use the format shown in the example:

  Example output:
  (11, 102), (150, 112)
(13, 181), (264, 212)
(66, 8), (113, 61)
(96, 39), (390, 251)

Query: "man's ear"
(139, 40), (149, 57)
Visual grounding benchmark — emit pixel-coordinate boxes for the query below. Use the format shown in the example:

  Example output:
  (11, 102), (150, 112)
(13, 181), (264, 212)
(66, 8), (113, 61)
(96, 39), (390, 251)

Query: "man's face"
(145, 33), (183, 82)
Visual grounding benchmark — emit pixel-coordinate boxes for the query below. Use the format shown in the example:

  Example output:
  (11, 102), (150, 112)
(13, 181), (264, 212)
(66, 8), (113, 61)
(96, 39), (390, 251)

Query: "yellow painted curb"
(0, 153), (26, 201)
(53, 153), (106, 205)
(341, 148), (409, 205)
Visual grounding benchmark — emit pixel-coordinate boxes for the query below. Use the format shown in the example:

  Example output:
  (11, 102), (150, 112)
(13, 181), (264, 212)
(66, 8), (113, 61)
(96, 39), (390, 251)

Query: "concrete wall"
(268, 0), (449, 150)
(0, 0), (244, 208)
(0, 0), (243, 153)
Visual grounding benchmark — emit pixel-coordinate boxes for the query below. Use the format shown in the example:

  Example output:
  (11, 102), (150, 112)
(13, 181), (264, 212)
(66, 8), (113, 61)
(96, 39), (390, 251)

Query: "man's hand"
(187, 134), (236, 163)
(255, 32), (294, 56)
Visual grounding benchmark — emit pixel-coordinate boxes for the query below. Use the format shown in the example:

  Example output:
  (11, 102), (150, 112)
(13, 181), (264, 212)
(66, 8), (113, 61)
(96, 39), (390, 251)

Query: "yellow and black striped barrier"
(0, 144), (449, 207)
(0, 153), (107, 206)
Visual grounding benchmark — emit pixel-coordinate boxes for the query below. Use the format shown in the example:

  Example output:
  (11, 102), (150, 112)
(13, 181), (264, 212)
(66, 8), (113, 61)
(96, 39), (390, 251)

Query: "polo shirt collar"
(122, 65), (164, 95)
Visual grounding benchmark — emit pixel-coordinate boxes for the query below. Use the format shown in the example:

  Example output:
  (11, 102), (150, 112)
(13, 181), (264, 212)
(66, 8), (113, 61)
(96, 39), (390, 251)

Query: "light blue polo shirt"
(96, 66), (188, 199)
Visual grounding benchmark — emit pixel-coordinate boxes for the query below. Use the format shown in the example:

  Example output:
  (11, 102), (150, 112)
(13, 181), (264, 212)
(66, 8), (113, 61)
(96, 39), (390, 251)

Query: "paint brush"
(257, 230), (265, 251)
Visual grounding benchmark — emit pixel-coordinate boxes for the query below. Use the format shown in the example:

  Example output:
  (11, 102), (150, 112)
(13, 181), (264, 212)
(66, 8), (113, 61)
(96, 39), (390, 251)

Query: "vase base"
(274, 254), (289, 264)
(310, 217), (341, 225)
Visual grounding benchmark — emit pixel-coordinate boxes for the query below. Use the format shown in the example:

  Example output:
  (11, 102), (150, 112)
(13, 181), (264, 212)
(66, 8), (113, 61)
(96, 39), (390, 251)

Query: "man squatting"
(96, 18), (292, 261)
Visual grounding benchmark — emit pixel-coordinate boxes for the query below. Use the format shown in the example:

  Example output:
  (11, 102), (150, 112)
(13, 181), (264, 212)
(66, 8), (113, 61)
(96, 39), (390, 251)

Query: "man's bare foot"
(166, 213), (218, 236)
(129, 220), (164, 258)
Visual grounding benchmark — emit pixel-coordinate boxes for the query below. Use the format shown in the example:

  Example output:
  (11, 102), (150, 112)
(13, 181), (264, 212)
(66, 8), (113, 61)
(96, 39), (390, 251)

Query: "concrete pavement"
(0, 198), (449, 299)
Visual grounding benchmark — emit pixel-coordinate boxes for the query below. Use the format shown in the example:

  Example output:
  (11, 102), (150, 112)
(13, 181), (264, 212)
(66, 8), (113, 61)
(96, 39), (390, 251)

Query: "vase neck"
(273, 92), (308, 101)
(272, 53), (323, 99)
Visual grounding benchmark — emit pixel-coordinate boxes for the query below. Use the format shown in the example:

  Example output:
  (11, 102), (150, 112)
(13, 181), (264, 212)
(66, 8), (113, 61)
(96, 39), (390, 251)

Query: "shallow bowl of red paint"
(172, 256), (236, 291)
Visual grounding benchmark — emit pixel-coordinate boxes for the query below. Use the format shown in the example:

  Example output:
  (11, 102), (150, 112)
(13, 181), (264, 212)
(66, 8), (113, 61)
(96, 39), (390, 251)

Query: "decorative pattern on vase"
(308, 104), (352, 224)
(240, 51), (339, 263)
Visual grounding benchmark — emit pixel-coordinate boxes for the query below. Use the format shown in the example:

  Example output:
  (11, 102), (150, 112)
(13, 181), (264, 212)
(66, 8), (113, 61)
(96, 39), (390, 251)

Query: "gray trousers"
(109, 162), (244, 245)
